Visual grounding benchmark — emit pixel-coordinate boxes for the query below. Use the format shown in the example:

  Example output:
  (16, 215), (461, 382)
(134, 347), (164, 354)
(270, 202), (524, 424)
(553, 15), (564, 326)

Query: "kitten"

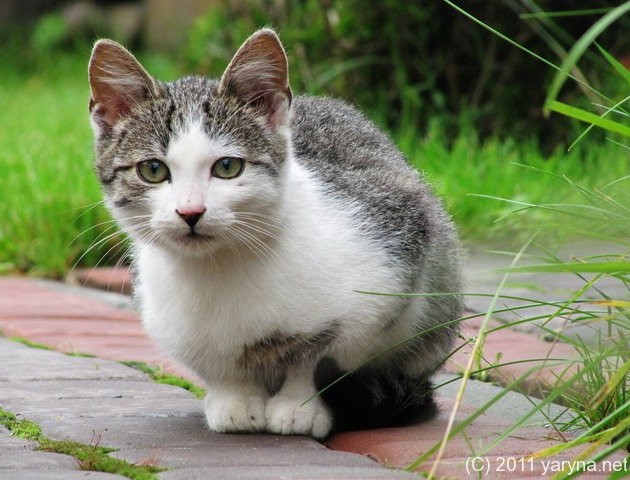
(88, 29), (464, 439)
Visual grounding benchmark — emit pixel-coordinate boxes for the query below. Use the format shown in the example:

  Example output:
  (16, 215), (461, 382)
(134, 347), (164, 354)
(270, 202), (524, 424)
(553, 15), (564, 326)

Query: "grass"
(411, 3), (630, 479)
(0, 407), (165, 479)
(0, 49), (176, 278)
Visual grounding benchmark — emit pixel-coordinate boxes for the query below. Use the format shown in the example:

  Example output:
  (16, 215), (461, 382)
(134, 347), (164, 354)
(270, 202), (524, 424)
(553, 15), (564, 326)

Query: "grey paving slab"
(0, 472), (127, 480)
(6, 395), (202, 420)
(0, 445), (80, 471)
(464, 241), (630, 346)
(158, 465), (419, 480)
(34, 412), (208, 449)
(435, 373), (575, 428)
(0, 427), (127, 478)
(0, 340), (145, 382)
(0, 379), (194, 402)
(110, 438), (381, 469)
(0, 429), (76, 470)
(0, 337), (419, 479)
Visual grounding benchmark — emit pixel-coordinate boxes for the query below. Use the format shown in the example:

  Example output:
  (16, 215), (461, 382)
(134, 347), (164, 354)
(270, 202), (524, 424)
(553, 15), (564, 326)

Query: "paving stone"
(3, 257), (629, 480)
(464, 241), (630, 347)
(0, 340), (144, 382)
(5, 395), (202, 421)
(0, 379), (194, 402)
(158, 465), (419, 479)
(111, 438), (382, 469)
(0, 445), (80, 471)
(17, 335), (164, 362)
(0, 472), (127, 480)
(0, 286), (134, 322)
(435, 373), (575, 427)
(37, 278), (134, 311)
(66, 267), (133, 296)
(34, 413), (226, 450)
(327, 419), (628, 478)
(447, 315), (580, 397)
(0, 318), (145, 337)
(0, 429), (77, 471)
(0, 335), (418, 479)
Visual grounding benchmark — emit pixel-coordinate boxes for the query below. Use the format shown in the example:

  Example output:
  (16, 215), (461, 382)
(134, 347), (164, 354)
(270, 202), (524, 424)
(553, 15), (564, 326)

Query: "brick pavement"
(1, 274), (628, 478)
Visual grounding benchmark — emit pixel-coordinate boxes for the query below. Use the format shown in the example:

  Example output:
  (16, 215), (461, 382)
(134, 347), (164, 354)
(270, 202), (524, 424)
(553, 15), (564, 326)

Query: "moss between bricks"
(9, 336), (97, 357)
(0, 407), (166, 479)
(122, 361), (206, 399)
(6, 337), (204, 397)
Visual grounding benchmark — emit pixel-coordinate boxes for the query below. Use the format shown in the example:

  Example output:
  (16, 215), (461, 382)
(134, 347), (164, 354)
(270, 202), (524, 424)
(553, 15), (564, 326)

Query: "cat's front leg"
(204, 380), (268, 433)
(265, 363), (332, 439)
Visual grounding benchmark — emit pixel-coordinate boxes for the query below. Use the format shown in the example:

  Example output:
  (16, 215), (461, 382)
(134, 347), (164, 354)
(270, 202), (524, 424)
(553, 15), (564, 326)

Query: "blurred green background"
(1, 0), (629, 277)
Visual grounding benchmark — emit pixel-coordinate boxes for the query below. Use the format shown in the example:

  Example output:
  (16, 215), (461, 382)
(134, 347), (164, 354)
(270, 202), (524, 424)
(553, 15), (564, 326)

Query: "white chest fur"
(135, 159), (411, 383)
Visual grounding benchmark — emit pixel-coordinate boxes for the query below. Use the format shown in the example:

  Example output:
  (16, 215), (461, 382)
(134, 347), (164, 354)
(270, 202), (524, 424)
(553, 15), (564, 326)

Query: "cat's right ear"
(88, 39), (161, 130)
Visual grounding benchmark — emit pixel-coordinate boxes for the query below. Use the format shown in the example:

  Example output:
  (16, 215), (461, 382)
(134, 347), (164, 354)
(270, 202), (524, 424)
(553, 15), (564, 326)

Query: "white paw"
(204, 390), (267, 433)
(265, 394), (332, 438)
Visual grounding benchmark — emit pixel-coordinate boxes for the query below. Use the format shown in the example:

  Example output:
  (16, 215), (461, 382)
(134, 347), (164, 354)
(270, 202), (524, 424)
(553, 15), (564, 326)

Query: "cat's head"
(88, 29), (292, 259)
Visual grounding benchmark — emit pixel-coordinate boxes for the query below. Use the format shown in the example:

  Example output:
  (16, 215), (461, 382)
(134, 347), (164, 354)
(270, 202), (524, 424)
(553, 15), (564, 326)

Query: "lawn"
(1, 49), (629, 278)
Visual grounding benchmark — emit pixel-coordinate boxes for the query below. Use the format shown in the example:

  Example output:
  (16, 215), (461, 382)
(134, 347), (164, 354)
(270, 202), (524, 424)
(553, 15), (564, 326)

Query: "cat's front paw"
(265, 394), (332, 439)
(204, 389), (267, 433)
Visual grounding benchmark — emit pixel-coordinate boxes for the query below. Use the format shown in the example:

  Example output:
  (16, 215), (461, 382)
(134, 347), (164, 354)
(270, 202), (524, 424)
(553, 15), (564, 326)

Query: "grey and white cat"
(88, 29), (463, 439)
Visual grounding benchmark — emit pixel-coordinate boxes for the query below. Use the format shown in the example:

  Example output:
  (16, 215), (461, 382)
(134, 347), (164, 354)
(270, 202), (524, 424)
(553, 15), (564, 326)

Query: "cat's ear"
(218, 29), (292, 130)
(88, 39), (161, 128)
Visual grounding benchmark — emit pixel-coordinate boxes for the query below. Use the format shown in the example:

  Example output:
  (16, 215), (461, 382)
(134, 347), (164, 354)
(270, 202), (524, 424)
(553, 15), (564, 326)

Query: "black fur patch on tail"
(314, 357), (438, 434)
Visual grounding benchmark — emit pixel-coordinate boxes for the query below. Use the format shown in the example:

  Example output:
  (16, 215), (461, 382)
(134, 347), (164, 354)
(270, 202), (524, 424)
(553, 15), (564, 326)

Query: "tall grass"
(0, 50), (177, 278)
(414, 2), (630, 478)
(0, 53), (107, 277)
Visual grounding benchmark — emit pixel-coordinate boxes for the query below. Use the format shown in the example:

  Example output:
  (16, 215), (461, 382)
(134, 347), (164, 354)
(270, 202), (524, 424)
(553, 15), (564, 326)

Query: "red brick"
(446, 316), (579, 397)
(67, 267), (132, 295)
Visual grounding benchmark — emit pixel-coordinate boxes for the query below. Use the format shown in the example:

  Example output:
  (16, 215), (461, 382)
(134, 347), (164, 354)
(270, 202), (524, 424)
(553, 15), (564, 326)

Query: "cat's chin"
(159, 233), (222, 258)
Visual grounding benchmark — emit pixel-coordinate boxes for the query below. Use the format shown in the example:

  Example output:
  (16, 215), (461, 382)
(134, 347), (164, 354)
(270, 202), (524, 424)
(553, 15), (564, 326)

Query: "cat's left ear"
(218, 29), (292, 130)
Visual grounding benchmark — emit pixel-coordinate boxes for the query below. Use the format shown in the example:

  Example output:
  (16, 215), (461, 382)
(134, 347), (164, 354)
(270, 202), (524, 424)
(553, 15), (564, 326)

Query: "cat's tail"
(313, 357), (438, 433)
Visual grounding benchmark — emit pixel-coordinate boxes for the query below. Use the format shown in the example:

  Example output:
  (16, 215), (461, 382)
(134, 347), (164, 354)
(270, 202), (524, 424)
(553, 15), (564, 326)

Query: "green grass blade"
(520, 9), (614, 19)
(544, 2), (630, 113)
(595, 43), (630, 87)
(496, 262), (630, 275)
(548, 100), (630, 137)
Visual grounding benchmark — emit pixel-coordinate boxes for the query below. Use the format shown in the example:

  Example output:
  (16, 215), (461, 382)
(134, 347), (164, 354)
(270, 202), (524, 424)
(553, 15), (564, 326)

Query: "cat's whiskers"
(68, 225), (129, 281)
(70, 214), (153, 281)
(232, 215), (283, 242)
(232, 215), (280, 244)
(217, 230), (246, 269)
(230, 224), (282, 269)
(65, 199), (107, 218)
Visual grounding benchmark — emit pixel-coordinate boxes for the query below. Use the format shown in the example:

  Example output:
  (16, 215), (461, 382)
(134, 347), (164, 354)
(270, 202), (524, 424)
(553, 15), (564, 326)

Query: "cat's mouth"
(186, 231), (213, 240)
(178, 231), (215, 245)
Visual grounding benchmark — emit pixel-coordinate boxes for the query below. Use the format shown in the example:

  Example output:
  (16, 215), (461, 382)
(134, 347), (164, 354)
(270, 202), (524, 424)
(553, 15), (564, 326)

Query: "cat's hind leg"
(265, 362), (332, 439)
(204, 381), (268, 433)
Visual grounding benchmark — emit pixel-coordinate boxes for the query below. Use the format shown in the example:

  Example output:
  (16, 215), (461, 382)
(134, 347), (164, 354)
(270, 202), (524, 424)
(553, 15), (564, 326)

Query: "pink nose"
(176, 207), (206, 228)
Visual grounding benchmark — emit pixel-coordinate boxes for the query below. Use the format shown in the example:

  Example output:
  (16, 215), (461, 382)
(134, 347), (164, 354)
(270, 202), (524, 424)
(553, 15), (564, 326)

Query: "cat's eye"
(137, 159), (170, 183)
(212, 157), (244, 179)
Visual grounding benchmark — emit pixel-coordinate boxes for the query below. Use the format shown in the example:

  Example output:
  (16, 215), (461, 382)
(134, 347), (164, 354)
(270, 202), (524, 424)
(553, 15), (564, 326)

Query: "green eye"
(212, 157), (244, 179)
(137, 159), (170, 183)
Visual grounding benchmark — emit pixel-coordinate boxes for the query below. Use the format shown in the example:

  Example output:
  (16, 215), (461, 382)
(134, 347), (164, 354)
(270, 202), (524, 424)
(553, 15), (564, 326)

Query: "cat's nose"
(176, 207), (206, 229)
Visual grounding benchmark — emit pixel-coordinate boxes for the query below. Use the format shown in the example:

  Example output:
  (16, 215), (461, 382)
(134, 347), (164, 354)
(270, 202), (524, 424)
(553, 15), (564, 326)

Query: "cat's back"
(291, 95), (408, 179)
(291, 96), (455, 263)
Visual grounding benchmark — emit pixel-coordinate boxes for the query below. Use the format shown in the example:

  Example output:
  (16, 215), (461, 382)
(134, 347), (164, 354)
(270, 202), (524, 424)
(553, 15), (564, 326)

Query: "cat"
(88, 29), (464, 439)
